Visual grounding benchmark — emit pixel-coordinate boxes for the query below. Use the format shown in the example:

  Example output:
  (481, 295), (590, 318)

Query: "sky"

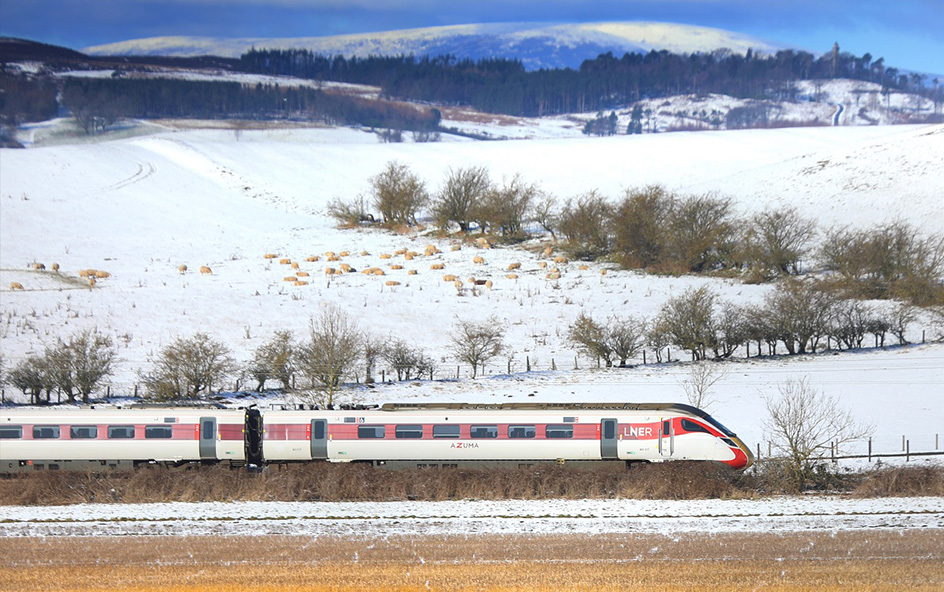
(1, 0), (942, 75)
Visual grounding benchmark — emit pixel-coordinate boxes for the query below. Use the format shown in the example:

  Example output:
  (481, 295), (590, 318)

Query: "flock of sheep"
(8, 263), (110, 291)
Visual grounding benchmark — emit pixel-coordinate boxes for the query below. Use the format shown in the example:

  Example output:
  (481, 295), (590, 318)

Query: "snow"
(1, 497), (941, 537)
(1, 120), (944, 533)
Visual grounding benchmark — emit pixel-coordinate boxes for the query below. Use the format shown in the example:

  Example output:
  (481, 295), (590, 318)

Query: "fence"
(754, 434), (944, 465)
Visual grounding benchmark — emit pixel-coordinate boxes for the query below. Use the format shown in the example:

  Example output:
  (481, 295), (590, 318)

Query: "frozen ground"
(1, 497), (942, 537)
(1, 121), (943, 465)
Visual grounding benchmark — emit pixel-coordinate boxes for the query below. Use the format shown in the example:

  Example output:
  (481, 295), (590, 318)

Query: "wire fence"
(753, 434), (944, 465)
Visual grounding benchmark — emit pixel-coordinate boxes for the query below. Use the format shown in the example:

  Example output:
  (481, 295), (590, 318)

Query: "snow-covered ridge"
(81, 21), (783, 69)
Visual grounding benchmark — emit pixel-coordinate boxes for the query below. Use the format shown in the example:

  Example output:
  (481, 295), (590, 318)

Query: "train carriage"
(260, 403), (753, 469)
(0, 407), (247, 472)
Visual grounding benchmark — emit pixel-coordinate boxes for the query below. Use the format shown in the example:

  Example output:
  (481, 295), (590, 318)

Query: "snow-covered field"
(2, 497), (942, 537)
(1, 122), (943, 451)
(2, 118), (943, 534)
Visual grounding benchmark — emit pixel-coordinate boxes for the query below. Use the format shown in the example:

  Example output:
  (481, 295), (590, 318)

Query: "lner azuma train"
(0, 402), (754, 473)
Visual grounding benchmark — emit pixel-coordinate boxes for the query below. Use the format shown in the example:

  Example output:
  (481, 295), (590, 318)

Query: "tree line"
(58, 77), (440, 134)
(331, 163), (944, 307)
(238, 47), (942, 118)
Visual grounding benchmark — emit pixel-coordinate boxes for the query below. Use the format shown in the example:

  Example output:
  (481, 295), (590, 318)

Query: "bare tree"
(531, 192), (559, 241)
(296, 305), (362, 406)
(383, 339), (434, 380)
(764, 377), (872, 491)
(69, 329), (117, 403)
(678, 362), (727, 411)
(327, 195), (373, 227)
(248, 330), (296, 392)
(760, 279), (837, 354)
(557, 190), (612, 259)
(451, 316), (506, 378)
(143, 333), (237, 400)
(667, 192), (736, 273)
(369, 161), (429, 227)
(433, 165), (491, 232)
(744, 206), (815, 278)
(654, 286), (719, 361)
(612, 185), (675, 269)
(9, 355), (51, 405)
(475, 174), (537, 240)
(568, 313), (646, 367)
(362, 331), (387, 384)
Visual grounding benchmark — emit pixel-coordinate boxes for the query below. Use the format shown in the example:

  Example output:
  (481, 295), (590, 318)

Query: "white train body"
(0, 407), (246, 471)
(262, 403), (752, 469)
(1, 402), (753, 472)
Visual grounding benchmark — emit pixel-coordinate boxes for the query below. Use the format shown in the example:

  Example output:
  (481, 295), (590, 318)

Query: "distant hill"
(82, 21), (785, 70)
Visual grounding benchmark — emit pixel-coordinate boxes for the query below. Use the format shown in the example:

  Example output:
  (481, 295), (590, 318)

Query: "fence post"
(907, 440), (911, 462)
(643, 350), (646, 365)
(902, 435), (906, 451)
(456, 366), (459, 379)
(868, 437), (872, 462)
(526, 356), (531, 372)
(756, 443), (761, 460)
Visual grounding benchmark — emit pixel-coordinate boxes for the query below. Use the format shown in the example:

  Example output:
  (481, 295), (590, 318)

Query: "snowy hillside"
(82, 21), (783, 70)
(1, 122), (943, 460)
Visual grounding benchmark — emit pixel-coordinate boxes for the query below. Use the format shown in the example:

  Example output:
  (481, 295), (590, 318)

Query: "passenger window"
(680, 418), (710, 434)
(545, 425), (574, 439)
(0, 426), (23, 439)
(395, 425), (424, 439)
(33, 426), (60, 439)
(470, 425), (498, 439)
(108, 425), (135, 439)
(145, 425), (173, 439)
(508, 425), (535, 438)
(433, 425), (460, 438)
(357, 425), (386, 439)
(70, 426), (98, 439)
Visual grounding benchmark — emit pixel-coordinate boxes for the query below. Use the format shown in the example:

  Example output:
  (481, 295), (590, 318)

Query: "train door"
(310, 419), (328, 460)
(601, 418), (618, 459)
(199, 417), (217, 460)
(659, 418), (674, 458)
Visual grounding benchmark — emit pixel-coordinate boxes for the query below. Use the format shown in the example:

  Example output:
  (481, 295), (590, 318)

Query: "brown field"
(1, 531), (942, 592)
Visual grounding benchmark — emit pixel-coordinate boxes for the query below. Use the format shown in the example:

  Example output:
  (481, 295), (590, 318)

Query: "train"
(0, 402), (754, 473)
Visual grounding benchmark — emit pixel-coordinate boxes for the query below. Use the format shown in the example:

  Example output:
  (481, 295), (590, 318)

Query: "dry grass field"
(2, 531), (942, 592)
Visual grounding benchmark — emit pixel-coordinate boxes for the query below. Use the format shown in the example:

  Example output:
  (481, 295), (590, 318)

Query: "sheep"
(324, 267), (336, 275)
(200, 266), (212, 275)
(473, 256), (485, 265)
(546, 271), (561, 281)
(326, 255), (341, 262)
(454, 280), (464, 292)
(543, 246), (553, 258)
(394, 248), (408, 256)
(33, 263), (45, 270)
(407, 270), (418, 275)
(539, 261), (547, 269)
(93, 270), (111, 279)
(305, 256), (320, 262)
(554, 255), (569, 265)
(390, 264), (404, 270)
(284, 276), (297, 282)
(340, 263), (356, 273)
(450, 244), (462, 252)
(475, 237), (491, 248)
(324, 251), (336, 258)
(379, 253), (393, 260)
(507, 262), (521, 271)
(339, 251), (350, 257)
(485, 279), (493, 290)
(505, 273), (519, 280)
(264, 254), (278, 259)
(10, 282), (24, 290)
(178, 264), (188, 274)
(51, 263), (59, 273)
(88, 276), (97, 286)
(385, 280), (401, 286)
(579, 264), (589, 271)
(279, 258), (291, 265)
(294, 280), (309, 286)
(442, 274), (458, 282)
(404, 253), (415, 261)
(291, 262), (300, 270)
(78, 270), (90, 278)
(360, 250), (370, 256)
(297, 271), (310, 277)
(431, 263), (445, 270)
(600, 269), (608, 276)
